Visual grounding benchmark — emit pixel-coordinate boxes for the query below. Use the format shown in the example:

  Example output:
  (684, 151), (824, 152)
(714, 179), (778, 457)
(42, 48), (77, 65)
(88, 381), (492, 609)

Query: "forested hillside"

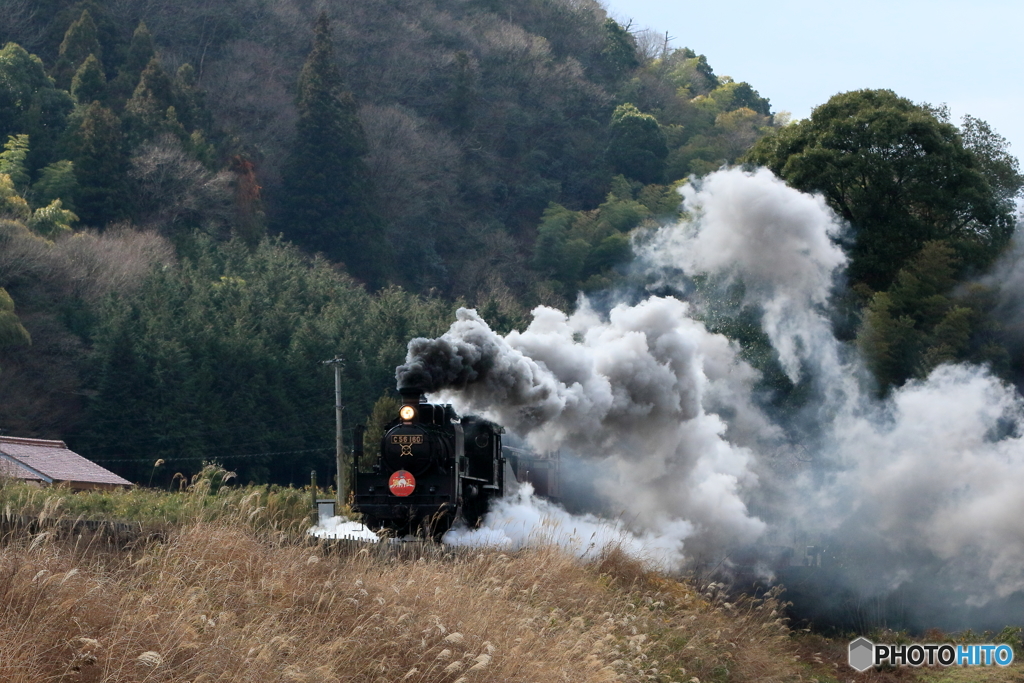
(0, 0), (1019, 484)
(0, 0), (781, 483)
(2, 0), (773, 293)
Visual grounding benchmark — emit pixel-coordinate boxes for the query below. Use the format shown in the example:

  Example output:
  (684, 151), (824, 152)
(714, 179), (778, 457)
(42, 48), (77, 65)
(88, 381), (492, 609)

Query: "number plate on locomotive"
(391, 434), (424, 457)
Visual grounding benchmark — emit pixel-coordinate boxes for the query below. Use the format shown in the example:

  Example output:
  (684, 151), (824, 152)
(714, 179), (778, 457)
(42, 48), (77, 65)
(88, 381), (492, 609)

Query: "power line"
(60, 417), (334, 450)
(90, 446), (333, 464)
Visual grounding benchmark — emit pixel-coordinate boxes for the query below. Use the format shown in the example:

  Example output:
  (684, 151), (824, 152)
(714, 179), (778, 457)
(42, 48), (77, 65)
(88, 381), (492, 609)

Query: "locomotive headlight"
(399, 405), (416, 422)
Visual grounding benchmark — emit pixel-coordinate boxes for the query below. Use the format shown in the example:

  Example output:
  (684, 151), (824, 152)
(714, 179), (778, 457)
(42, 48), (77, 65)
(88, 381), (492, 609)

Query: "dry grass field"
(0, 524), (802, 682)
(0, 477), (1019, 682)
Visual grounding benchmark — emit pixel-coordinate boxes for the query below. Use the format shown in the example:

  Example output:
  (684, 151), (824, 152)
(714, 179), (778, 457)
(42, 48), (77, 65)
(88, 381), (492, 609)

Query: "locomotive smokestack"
(398, 385), (424, 405)
(396, 364), (428, 405)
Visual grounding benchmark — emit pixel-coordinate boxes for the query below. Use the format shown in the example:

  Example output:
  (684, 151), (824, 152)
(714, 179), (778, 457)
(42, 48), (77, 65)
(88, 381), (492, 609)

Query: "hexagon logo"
(849, 637), (874, 672)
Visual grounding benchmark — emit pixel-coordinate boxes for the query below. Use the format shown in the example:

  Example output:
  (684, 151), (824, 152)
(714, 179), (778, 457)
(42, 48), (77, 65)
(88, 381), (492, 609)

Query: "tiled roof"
(0, 456), (44, 481)
(0, 436), (132, 487)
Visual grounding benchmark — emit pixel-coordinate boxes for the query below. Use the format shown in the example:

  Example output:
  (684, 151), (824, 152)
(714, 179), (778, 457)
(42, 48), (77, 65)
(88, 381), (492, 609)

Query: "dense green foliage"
(606, 103), (668, 184)
(855, 242), (1007, 392)
(748, 90), (1022, 393)
(0, 0), (1020, 482)
(278, 13), (385, 286)
(532, 176), (679, 297)
(747, 90), (1019, 292)
(0, 222), (457, 484)
(76, 236), (455, 483)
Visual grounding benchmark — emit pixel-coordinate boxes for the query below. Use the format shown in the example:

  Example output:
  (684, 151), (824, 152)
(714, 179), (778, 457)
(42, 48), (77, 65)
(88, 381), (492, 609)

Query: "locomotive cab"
(352, 387), (504, 537)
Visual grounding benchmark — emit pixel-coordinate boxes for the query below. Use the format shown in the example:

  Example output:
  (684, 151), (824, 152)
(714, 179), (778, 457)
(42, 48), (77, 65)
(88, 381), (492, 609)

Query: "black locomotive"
(352, 386), (507, 537)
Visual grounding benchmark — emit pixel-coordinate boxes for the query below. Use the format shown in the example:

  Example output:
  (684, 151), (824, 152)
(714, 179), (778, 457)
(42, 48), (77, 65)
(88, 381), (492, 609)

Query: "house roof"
(0, 455), (44, 481)
(0, 436), (132, 487)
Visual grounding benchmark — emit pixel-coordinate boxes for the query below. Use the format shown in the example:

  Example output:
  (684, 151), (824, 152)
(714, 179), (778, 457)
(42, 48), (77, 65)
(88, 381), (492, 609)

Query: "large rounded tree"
(605, 103), (668, 185)
(746, 89), (1017, 291)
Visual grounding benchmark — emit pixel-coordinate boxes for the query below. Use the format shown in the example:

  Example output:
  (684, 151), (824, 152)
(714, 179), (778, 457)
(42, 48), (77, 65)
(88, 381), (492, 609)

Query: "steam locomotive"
(351, 386), (509, 537)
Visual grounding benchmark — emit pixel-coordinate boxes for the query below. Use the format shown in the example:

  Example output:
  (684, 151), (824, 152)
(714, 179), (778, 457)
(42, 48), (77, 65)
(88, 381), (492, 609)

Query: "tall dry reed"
(0, 523), (805, 682)
(0, 476), (805, 682)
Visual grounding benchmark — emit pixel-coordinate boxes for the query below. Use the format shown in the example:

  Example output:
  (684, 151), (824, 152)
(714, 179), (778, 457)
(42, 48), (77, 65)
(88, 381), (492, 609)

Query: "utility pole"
(321, 356), (345, 507)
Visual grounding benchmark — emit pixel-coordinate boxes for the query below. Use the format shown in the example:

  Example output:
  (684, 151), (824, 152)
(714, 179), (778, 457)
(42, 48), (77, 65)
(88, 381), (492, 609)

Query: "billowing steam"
(397, 166), (1024, 629)
(445, 483), (689, 571)
(639, 167), (847, 385)
(813, 365), (1024, 603)
(398, 295), (774, 560)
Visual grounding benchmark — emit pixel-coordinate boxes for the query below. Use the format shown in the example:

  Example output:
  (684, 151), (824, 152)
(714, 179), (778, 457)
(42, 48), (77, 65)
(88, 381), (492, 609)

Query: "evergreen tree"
(123, 57), (176, 145)
(112, 22), (155, 102)
(856, 241), (1006, 392)
(80, 315), (155, 482)
(27, 87), (76, 170)
(31, 159), (77, 211)
(959, 114), (1023, 206)
(172, 63), (207, 135)
(64, 101), (126, 225)
(0, 44), (50, 141)
(123, 22), (155, 80)
(71, 53), (106, 104)
(0, 43), (74, 169)
(54, 10), (103, 89)
(279, 12), (387, 286)
(690, 54), (720, 92)
(596, 19), (640, 83)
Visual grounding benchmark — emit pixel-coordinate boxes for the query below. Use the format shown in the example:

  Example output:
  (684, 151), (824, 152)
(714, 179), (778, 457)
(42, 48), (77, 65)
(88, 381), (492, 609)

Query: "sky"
(601, 0), (1024, 164)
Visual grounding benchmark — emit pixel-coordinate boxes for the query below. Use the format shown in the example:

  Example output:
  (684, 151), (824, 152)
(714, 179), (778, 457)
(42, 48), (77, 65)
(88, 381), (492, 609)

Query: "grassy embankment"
(0, 476), (1019, 682)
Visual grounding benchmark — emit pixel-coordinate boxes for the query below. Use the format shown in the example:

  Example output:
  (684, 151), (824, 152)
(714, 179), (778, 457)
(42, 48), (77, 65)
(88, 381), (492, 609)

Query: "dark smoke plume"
(397, 318), (549, 407)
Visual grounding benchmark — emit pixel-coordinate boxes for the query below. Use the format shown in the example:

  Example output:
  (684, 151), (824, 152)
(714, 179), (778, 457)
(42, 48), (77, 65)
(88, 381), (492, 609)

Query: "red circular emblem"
(388, 470), (416, 497)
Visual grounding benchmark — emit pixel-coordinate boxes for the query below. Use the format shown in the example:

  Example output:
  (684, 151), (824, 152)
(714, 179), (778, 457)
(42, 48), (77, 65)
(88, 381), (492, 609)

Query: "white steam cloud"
(814, 365), (1024, 603)
(445, 483), (689, 572)
(641, 167), (847, 384)
(399, 166), (1024, 625)
(415, 296), (768, 560)
(310, 516), (381, 542)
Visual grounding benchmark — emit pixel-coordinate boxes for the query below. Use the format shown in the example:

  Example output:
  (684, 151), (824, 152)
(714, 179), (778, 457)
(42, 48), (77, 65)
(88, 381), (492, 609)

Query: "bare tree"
(202, 40), (299, 190)
(129, 134), (234, 236)
(361, 104), (460, 227)
(0, 0), (46, 52)
(50, 227), (175, 304)
(0, 220), (50, 287)
(633, 29), (670, 65)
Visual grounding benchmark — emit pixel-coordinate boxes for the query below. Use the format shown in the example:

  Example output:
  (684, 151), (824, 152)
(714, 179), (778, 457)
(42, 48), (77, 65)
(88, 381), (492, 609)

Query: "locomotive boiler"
(352, 386), (507, 537)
